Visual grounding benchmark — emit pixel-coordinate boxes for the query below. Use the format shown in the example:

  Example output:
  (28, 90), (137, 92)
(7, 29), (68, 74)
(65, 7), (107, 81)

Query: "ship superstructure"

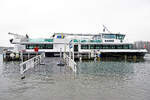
(8, 31), (147, 59)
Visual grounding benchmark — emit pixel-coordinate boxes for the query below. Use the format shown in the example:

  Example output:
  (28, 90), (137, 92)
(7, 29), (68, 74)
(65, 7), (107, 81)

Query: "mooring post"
(124, 55), (127, 61)
(133, 55), (137, 62)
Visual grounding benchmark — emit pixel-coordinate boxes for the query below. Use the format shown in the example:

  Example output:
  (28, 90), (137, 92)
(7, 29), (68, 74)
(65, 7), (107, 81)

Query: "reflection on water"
(78, 61), (134, 75)
(0, 54), (2, 75)
(0, 54), (150, 100)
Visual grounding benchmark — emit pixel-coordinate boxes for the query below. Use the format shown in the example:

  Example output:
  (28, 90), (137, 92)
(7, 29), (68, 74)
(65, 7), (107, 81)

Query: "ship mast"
(102, 25), (111, 33)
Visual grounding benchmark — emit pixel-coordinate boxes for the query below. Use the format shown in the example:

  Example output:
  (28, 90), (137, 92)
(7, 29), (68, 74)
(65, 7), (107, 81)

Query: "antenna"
(102, 25), (111, 33)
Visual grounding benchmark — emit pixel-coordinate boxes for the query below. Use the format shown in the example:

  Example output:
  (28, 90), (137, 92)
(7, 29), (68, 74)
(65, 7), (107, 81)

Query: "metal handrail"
(20, 53), (45, 75)
(63, 53), (77, 72)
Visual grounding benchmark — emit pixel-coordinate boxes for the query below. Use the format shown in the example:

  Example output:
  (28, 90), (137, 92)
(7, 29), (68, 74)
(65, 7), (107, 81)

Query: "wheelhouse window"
(116, 34), (125, 40)
(102, 34), (116, 39)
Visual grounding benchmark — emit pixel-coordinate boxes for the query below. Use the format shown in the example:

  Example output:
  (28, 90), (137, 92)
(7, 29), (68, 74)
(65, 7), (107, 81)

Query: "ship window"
(26, 44), (53, 49)
(116, 34), (125, 40)
(129, 44), (132, 49)
(90, 45), (94, 49)
(123, 45), (129, 49)
(102, 34), (116, 39)
(101, 45), (116, 49)
(38, 44), (45, 49)
(80, 44), (132, 50)
(44, 39), (53, 42)
(94, 45), (102, 49)
(102, 45), (110, 49)
(107, 45), (113, 49)
(26, 45), (29, 49)
(110, 45), (116, 49)
(103, 45), (106, 49)
(27, 44), (36, 49)
(81, 45), (89, 49)
(74, 45), (78, 51)
(46, 44), (53, 49)
(116, 45), (123, 49)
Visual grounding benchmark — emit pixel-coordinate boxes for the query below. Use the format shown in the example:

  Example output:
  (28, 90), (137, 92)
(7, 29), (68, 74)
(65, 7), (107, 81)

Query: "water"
(0, 54), (150, 100)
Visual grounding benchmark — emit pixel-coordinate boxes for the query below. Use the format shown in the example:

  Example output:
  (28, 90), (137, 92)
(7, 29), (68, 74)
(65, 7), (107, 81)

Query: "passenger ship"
(8, 31), (147, 59)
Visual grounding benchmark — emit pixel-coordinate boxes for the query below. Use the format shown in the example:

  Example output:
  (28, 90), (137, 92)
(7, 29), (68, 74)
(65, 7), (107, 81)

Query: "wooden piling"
(124, 55), (127, 61)
(133, 55), (137, 62)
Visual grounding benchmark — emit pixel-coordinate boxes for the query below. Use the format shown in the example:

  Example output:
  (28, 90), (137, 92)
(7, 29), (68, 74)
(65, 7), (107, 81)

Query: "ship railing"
(63, 53), (77, 72)
(20, 53), (45, 75)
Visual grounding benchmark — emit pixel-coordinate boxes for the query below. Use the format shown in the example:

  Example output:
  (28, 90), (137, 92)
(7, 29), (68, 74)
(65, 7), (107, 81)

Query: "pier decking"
(20, 53), (77, 79)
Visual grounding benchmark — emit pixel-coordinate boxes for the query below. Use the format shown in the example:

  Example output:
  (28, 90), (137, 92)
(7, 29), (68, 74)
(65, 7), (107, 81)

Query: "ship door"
(74, 45), (78, 52)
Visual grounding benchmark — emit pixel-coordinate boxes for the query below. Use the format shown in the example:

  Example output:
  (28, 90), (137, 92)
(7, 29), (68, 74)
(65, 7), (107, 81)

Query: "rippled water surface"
(0, 54), (150, 100)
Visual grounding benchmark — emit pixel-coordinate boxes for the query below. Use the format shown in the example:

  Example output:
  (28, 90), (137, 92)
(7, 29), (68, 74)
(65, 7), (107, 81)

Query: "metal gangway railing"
(63, 53), (77, 72)
(20, 53), (45, 78)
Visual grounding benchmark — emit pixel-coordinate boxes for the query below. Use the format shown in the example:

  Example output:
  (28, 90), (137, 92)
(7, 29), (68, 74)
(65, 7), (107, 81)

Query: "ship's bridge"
(100, 33), (125, 43)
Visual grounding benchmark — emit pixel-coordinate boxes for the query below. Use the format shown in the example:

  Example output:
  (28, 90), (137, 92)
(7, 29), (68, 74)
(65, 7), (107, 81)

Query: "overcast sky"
(0, 0), (150, 47)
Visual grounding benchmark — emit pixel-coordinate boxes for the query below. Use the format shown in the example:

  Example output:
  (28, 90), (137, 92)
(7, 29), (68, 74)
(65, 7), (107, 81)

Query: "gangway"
(63, 53), (77, 72)
(20, 53), (45, 79)
(63, 40), (77, 72)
